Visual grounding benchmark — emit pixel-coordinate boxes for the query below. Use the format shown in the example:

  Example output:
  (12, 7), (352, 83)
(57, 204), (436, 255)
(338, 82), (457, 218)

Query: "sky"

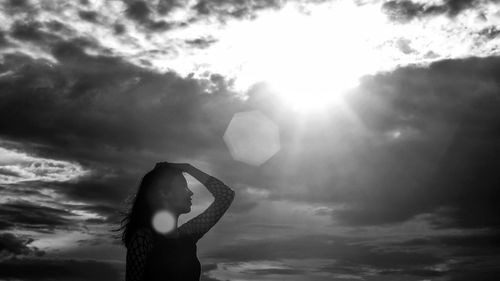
(0, 0), (500, 280)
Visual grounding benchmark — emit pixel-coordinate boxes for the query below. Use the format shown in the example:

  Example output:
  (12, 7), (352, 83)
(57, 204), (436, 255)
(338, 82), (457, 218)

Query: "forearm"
(187, 165), (234, 198)
(163, 162), (234, 197)
(183, 164), (212, 185)
(186, 165), (234, 197)
(177, 175), (235, 240)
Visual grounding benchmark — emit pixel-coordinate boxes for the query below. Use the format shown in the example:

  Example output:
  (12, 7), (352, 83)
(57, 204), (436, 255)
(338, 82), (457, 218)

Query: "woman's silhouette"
(119, 162), (235, 281)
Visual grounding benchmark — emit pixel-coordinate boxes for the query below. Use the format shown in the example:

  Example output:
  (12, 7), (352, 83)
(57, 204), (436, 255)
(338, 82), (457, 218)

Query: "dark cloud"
(299, 56), (500, 230)
(200, 274), (225, 281)
(113, 23), (126, 35)
(54, 175), (136, 206)
(192, 0), (283, 20)
(0, 31), (11, 48)
(478, 26), (500, 40)
(9, 19), (75, 47)
(398, 231), (500, 257)
(200, 263), (224, 281)
(0, 167), (22, 178)
(0, 42), (239, 167)
(157, 0), (180, 15)
(245, 267), (307, 275)
(124, 0), (172, 31)
(185, 37), (218, 49)
(1, 0), (37, 15)
(382, 0), (444, 22)
(208, 234), (440, 266)
(78, 10), (98, 22)
(8, 0), (29, 7)
(0, 39), (244, 233)
(0, 233), (45, 257)
(206, 232), (500, 279)
(379, 268), (444, 277)
(381, 0), (495, 22)
(0, 257), (122, 281)
(10, 21), (46, 42)
(0, 221), (15, 231)
(207, 234), (443, 278)
(228, 56), (500, 234)
(125, 1), (151, 22)
(393, 233), (500, 280)
(447, 257), (500, 281)
(0, 201), (74, 231)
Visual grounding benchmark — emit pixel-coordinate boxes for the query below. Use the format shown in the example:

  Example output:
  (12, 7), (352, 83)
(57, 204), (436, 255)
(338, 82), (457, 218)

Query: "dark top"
(144, 233), (200, 281)
(125, 176), (235, 281)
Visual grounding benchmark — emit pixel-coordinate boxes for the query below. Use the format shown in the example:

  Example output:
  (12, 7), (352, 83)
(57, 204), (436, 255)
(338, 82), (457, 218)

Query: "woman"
(119, 162), (235, 281)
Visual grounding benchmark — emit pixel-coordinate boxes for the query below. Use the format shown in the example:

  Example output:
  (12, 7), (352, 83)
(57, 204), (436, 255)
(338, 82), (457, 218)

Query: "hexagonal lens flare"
(223, 110), (280, 166)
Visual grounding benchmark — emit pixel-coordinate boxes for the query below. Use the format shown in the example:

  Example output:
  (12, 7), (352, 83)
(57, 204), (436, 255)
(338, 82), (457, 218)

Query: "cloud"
(125, 1), (152, 22)
(185, 37), (218, 49)
(201, 263), (226, 281)
(0, 233), (45, 258)
(0, 41), (244, 234)
(0, 2), (499, 280)
(203, 234), (446, 280)
(0, 146), (87, 184)
(0, 257), (122, 281)
(381, 0), (495, 22)
(251, 55), (500, 230)
(123, 0), (172, 31)
(207, 234), (441, 266)
(0, 221), (15, 231)
(204, 231), (500, 280)
(78, 10), (98, 23)
(393, 232), (500, 281)
(0, 47), (238, 165)
(1, 0), (498, 94)
(0, 201), (75, 232)
(397, 231), (500, 257)
(192, 0), (283, 19)
(2, 21), (500, 264)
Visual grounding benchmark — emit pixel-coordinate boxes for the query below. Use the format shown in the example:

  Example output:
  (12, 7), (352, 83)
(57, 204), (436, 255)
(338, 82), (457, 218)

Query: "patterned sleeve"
(178, 176), (235, 241)
(125, 228), (153, 281)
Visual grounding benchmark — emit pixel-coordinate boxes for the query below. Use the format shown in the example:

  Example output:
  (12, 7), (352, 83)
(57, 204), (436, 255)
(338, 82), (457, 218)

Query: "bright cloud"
(0, 146), (87, 184)
(1, 0), (500, 100)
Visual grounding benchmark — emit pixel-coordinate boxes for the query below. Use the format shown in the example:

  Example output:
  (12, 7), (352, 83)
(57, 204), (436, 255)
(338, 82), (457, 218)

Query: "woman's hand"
(156, 162), (212, 185)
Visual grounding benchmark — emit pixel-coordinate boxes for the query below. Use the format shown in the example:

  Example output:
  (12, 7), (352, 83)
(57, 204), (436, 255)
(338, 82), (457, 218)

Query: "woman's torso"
(144, 232), (201, 281)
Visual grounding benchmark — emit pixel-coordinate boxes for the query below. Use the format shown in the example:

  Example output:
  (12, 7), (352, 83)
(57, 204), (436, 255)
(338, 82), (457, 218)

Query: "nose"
(187, 188), (194, 196)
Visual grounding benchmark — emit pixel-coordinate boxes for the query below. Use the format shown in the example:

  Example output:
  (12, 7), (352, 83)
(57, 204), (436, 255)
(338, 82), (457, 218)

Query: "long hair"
(117, 165), (182, 247)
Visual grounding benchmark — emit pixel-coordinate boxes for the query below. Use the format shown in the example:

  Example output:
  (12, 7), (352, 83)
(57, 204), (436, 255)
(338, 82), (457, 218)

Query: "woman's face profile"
(160, 174), (193, 214)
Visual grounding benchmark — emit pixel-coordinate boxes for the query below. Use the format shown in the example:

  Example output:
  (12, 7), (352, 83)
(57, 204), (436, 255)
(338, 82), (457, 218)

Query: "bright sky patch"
(1, 0), (500, 112)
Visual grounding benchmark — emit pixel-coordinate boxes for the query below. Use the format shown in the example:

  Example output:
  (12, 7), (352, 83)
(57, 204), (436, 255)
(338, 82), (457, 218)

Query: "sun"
(208, 2), (391, 113)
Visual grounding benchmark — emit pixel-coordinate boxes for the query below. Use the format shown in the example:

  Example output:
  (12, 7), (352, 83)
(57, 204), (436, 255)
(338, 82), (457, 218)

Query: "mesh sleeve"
(125, 228), (153, 281)
(178, 176), (235, 241)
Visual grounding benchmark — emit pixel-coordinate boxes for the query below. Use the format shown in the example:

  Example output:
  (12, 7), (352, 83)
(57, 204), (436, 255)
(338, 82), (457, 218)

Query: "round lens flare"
(152, 210), (176, 234)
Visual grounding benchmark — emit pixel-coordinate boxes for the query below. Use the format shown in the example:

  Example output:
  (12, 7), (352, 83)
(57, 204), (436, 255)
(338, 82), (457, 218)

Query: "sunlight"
(211, 2), (391, 112)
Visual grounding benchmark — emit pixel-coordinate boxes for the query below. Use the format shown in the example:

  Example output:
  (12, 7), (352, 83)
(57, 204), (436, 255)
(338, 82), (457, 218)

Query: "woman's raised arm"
(166, 163), (235, 241)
